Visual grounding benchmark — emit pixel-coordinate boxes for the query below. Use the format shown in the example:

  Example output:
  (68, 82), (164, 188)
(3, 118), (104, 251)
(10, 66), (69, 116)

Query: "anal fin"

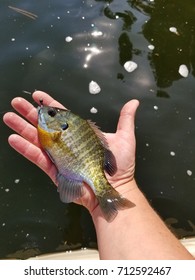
(57, 173), (84, 203)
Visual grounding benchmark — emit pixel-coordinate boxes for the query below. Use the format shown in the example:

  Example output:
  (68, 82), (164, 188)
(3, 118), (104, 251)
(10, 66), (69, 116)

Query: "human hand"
(3, 91), (139, 214)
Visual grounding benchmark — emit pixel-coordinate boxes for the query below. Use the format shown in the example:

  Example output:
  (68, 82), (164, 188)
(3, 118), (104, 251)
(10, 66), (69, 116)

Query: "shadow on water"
(0, 0), (195, 258)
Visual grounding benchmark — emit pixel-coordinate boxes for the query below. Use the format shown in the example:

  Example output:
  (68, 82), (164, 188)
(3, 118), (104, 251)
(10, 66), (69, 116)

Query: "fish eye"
(61, 123), (69, 130)
(48, 108), (57, 117)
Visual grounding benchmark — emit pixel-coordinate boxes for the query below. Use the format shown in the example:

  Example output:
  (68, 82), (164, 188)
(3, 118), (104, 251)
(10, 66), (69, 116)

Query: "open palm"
(3, 91), (139, 213)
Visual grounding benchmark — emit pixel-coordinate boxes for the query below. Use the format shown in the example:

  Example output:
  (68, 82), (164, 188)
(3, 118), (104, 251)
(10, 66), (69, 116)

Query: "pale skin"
(3, 91), (194, 260)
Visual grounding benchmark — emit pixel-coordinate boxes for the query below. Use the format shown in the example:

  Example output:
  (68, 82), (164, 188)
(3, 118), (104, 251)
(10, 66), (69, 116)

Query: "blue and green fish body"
(37, 105), (133, 222)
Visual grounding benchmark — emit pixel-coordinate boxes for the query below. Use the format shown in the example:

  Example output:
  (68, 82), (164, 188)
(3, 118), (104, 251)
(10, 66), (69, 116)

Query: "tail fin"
(97, 187), (135, 222)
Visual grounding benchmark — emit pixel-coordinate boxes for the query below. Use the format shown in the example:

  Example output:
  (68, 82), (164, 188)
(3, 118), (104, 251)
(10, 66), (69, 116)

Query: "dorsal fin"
(87, 120), (109, 148)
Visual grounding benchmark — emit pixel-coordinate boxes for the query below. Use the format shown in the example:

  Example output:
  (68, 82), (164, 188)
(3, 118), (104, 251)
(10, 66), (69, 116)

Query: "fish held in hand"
(37, 105), (134, 222)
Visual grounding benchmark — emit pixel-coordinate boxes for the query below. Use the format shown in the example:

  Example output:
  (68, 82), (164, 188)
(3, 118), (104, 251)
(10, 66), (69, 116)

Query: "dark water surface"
(1, 0), (195, 258)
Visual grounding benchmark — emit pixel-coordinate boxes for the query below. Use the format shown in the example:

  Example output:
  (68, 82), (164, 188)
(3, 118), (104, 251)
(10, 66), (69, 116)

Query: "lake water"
(1, 0), (195, 258)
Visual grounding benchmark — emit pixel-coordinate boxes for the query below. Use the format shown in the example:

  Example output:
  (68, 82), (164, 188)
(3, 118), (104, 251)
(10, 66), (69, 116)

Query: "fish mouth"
(37, 106), (48, 129)
(37, 106), (42, 113)
(37, 106), (44, 120)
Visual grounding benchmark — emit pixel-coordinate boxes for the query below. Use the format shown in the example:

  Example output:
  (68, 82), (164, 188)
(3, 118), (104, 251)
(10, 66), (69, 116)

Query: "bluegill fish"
(37, 105), (134, 222)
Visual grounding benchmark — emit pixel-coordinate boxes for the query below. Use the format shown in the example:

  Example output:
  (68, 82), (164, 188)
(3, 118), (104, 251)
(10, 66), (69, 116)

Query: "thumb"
(117, 99), (139, 134)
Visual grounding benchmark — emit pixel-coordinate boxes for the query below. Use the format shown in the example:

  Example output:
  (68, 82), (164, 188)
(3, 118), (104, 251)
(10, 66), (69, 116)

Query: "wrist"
(91, 179), (142, 224)
(90, 180), (194, 260)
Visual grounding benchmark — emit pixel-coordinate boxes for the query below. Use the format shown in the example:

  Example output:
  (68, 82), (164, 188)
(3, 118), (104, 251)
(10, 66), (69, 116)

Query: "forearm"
(92, 180), (194, 260)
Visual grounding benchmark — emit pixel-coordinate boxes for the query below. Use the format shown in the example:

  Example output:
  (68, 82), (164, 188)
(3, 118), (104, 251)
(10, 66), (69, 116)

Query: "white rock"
(65, 36), (73, 42)
(124, 61), (138, 73)
(90, 107), (98, 114)
(169, 27), (179, 35)
(14, 179), (20, 184)
(187, 170), (192, 176)
(89, 81), (101, 94)
(148, 44), (155, 50)
(178, 64), (189, 78)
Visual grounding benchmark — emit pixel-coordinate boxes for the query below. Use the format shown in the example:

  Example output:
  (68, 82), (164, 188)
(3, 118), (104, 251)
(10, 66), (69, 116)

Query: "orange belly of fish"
(37, 125), (56, 148)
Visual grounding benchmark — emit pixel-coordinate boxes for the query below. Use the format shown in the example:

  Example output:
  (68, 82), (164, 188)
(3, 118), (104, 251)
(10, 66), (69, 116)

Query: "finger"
(8, 134), (57, 184)
(11, 97), (38, 126)
(75, 182), (98, 212)
(32, 90), (66, 109)
(3, 112), (40, 147)
(10, 91), (66, 127)
(117, 99), (139, 134)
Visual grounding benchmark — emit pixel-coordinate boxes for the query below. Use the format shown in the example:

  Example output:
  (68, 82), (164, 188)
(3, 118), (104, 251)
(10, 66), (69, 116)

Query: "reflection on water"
(83, 45), (102, 69)
(151, 197), (195, 238)
(1, 0), (195, 258)
(132, 0), (195, 88)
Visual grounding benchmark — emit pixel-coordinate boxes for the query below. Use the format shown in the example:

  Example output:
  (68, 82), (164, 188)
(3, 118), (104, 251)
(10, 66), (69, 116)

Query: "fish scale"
(37, 104), (134, 222)
(62, 123), (102, 171)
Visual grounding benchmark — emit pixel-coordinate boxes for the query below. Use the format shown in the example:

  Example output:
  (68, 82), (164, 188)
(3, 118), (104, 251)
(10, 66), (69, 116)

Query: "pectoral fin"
(57, 173), (84, 203)
(104, 148), (117, 176)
